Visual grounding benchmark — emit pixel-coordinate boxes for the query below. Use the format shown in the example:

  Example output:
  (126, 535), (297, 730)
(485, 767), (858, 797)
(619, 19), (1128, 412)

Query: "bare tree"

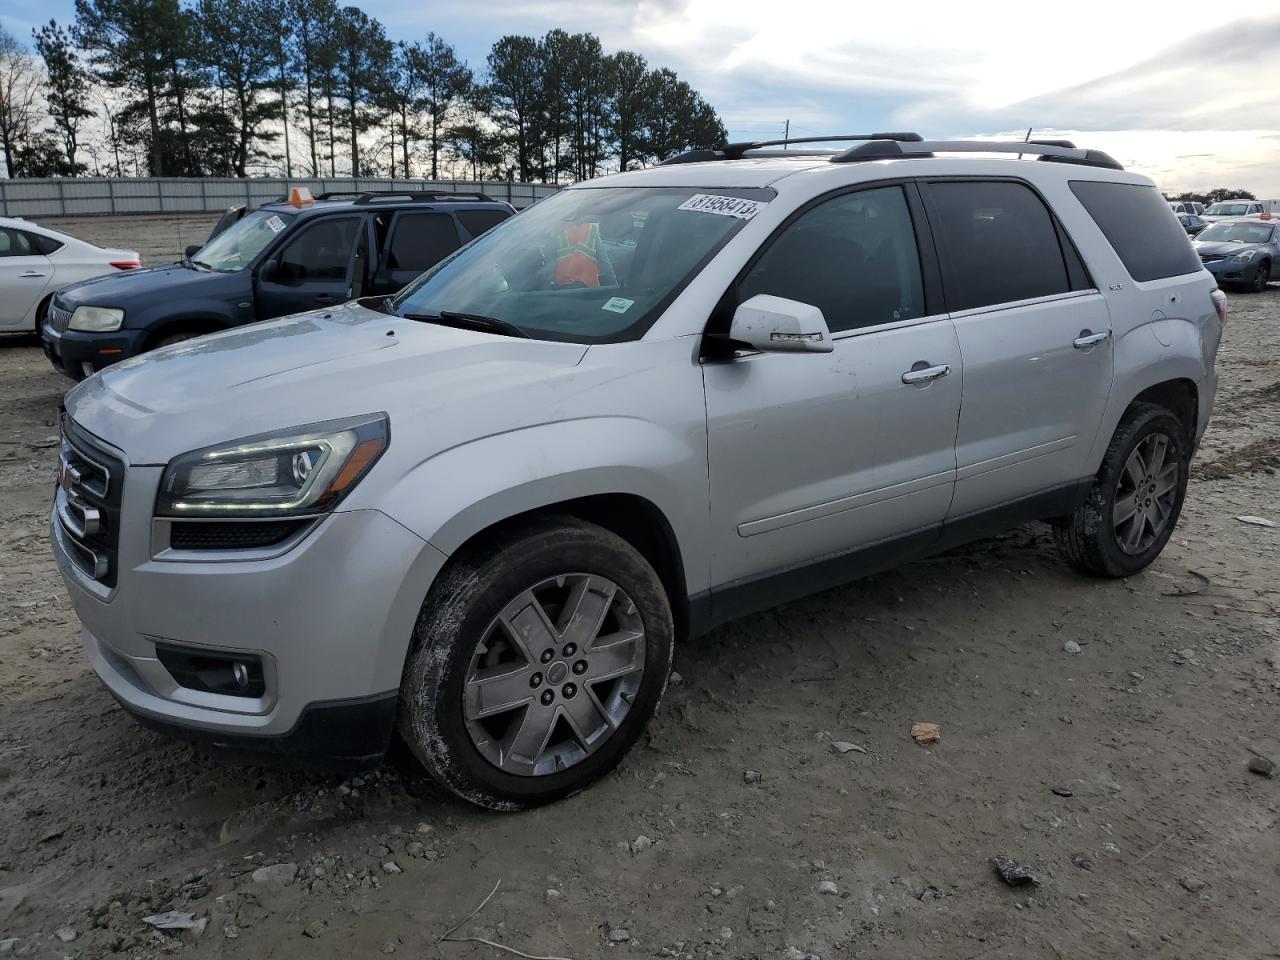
(0, 24), (41, 178)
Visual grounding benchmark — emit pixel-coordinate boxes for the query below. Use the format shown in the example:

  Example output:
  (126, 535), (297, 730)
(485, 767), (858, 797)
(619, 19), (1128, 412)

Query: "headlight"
(1232, 249), (1258, 262)
(69, 306), (125, 332)
(156, 414), (388, 518)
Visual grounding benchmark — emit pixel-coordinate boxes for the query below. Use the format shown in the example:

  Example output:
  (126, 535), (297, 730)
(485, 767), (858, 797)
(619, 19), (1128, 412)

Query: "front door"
(255, 215), (363, 320)
(918, 179), (1114, 518)
(703, 183), (962, 601)
(0, 227), (55, 329)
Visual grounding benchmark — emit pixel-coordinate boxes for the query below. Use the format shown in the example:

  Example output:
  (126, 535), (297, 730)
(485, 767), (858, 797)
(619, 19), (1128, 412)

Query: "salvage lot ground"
(1, 215), (1278, 960)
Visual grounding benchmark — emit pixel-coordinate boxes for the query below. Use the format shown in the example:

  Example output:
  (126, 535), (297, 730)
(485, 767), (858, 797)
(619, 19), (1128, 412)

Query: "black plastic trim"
(113, 689), (399, 773)
(688, 479), (1093, 636)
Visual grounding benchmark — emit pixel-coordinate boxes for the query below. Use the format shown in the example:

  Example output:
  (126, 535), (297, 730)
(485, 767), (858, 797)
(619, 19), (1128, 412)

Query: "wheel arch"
(142, 315), (231, 350)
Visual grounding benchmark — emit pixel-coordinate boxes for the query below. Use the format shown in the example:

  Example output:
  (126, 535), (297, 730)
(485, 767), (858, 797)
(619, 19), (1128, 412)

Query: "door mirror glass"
(729, 294), (833, 353)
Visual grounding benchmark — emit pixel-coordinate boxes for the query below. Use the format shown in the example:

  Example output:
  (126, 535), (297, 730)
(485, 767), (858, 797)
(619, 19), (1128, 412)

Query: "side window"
(1070, 180), (1201, 282)
(456, 208), (511, 240)
(278, 217), (360, 281)
(386, 213), (460, 272)
(27, 232), (63, 255)
(0, 228), (35, 257)
(927, 181), (1071, 311)
(738, 185), (925, 333)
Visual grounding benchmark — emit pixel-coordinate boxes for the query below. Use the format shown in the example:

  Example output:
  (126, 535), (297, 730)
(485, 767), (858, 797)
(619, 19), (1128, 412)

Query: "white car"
(0, 217), (140, 333)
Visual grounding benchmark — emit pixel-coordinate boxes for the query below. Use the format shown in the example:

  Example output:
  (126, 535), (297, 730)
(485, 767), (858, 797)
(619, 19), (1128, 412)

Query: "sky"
(3, 0), (1278, 195)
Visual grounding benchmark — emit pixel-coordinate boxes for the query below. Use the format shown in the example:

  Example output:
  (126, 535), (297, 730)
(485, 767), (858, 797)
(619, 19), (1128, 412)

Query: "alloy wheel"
(462, 573), (647, 777)
(1113, 432), (1180, 555)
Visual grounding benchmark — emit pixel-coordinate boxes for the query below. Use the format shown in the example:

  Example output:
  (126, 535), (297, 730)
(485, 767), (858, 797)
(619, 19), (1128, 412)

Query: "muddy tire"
(1053, 402), (1190, 578)
(398, 517), (674, 810)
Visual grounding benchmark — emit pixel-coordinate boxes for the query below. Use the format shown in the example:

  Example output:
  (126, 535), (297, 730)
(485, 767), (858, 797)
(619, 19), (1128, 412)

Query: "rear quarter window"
(1070, 181), (1201, 282)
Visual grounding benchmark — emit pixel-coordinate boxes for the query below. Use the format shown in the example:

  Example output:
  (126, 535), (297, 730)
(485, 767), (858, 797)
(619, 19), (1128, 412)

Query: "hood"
(1193, 239), (1263, 256)
(54, 262), (226, 310)
(64, 300), (589, 465)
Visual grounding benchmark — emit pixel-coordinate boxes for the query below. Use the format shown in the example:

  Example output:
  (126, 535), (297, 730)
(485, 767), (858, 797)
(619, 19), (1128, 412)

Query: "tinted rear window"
(388, 213), (460, 272)
(1070, 181), (1201, 282)
(926, 180), (1072, 311)
(457, 209), (511, 239)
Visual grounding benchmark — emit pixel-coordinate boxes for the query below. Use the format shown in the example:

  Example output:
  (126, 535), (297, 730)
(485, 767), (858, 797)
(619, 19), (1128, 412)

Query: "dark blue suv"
(41, 191), (515, 380)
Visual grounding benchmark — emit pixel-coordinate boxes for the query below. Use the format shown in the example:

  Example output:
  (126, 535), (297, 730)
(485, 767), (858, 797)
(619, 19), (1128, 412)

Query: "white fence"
(0, 177), (560, 218)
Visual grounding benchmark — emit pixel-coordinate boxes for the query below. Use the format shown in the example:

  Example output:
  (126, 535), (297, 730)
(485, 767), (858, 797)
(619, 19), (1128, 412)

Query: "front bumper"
(52, 438), (448, 767)
(1202, 257), (1264, 286)
(41, 322), (148, 381)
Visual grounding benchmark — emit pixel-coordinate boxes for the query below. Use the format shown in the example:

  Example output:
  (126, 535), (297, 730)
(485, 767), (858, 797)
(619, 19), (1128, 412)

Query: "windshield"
(1197, 221), (1274, 244)
(193, 209), (296, 272)
(1206, 202), (1252, 217)
(390, 186), (773, 342)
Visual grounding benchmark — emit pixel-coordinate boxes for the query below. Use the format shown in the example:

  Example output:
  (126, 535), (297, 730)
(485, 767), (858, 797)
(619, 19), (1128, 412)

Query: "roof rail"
(829, 139), (1123, 170)
(660, 132), (923, 166)
(351, 190), (497, 204)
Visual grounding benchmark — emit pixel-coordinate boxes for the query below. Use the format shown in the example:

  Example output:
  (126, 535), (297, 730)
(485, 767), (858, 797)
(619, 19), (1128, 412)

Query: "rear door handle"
(19, 270), (47, 278)
(901, 362), (951, 385)
(1073, 329), (1111, 349)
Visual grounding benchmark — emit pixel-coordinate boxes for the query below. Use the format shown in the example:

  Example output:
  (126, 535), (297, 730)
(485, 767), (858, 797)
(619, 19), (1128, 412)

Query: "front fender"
(379, 416), (711, 596)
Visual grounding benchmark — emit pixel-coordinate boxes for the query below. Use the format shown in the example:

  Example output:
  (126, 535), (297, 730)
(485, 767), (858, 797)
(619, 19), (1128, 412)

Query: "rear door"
(918, 178), (1114, 519)
(255, 215), (363, 319)
(0, 227), (56, 330)
(703, 182), (962, 597)
(369, 210), (463, 296)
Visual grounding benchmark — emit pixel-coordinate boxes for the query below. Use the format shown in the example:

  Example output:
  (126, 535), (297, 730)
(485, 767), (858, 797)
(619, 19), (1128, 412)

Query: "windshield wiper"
(403, 310), (530, 339)
(191, 259), (214, 271)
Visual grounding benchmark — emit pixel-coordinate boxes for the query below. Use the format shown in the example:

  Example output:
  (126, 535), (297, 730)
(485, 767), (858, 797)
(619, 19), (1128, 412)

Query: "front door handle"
(901, 362), (951, 385)
(19, 270), (47, 278)
(1073, 329), (1111, 349)
(314, 293), (337, 303)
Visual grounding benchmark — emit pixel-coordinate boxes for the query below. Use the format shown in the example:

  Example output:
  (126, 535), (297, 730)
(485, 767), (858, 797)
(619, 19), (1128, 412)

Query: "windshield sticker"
(602, 296), (634, 314)
(677, 194), (767, 221)
(265, 215), (286, 234)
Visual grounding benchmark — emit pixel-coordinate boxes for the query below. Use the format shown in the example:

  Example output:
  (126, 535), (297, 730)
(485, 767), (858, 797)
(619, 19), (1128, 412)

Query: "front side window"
(277, 217), (360, 281)
(927, 180), (1071, 311)
(195, 209), (297, 273)
(392, 186), (771, 342)
(386, 213), (460, 273)
(738, 185), (925, 333)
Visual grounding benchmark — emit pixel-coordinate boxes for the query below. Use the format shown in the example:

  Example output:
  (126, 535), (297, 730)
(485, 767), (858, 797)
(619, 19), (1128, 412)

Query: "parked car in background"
(0, 217), (140, 334)
(1169, 200), (1205, 216)
(51, 134), (1223, 809)
(1202, 199), (1265, 222)
(40, 190), (515, 380)
(1192, 217), (1277, 292)
(1178, 213), (1207, 235)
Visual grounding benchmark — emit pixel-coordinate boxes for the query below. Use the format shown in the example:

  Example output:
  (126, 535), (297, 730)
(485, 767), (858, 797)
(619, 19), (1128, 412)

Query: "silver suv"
(52, 134), (1225, 809)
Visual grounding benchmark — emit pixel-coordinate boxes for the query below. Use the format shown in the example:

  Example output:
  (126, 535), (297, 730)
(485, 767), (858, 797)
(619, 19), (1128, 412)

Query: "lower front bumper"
(113, 681), (399, 773)
(1202, 259), (1263, 286)
(40, 323), (146, 380)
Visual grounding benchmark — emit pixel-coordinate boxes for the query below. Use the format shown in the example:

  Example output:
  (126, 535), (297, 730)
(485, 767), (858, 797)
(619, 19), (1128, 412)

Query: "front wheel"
(1251, 260), (1271, 293)
(399, 518), (674, 810)
(1053, 403), (1190, 577)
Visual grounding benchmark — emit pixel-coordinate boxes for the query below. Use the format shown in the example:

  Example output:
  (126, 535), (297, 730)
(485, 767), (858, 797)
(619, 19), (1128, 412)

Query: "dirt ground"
(1, 216), (1278, 960)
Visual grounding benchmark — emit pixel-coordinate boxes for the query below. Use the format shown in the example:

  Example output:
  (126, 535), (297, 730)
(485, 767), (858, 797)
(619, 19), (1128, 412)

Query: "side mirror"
(729, 294), (833, 353)
(257, 258), (278, 283)
(184, 244), (201, 259)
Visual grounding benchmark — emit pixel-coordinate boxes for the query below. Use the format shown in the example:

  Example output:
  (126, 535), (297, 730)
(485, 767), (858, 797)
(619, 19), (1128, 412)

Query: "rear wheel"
(1053, 403), (1189, 577)
(399, 518), (674, 810)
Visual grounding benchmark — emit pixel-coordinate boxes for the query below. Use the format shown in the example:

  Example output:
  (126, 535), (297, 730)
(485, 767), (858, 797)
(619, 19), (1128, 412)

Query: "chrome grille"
(55, 420), (123, 586)
(1198, 253), (1228, 263)
(48, 303), (73, 332)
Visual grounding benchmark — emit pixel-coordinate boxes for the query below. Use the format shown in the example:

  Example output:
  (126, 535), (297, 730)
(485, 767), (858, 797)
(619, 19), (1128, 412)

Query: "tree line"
(0, 0), (727, 182)
(1167, 187), (1257, 205)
